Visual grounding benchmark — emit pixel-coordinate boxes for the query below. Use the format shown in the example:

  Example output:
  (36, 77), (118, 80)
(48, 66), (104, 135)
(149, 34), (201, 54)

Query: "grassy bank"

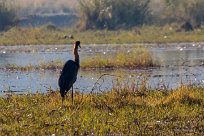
(0, 25), (204, 45)
(5, 48), (155, 71)
(0, 83), (203, 135)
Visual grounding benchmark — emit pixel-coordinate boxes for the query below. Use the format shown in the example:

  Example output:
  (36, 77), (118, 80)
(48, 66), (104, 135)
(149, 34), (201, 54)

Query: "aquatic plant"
(5, 48), (155, 71)
(81, 48), (154, 69)
(5, 60), (63, 71)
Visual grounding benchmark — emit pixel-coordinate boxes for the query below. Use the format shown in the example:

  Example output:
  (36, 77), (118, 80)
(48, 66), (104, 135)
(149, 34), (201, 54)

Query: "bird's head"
(75, 41), (81, 48)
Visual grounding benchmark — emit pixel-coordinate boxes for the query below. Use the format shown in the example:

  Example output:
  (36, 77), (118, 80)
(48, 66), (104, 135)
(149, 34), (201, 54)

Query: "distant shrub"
(0, 1), (16, 31)
(43, 23), (59, 31)
(78, 0), (150, 30)
(160, 0), (204, 26)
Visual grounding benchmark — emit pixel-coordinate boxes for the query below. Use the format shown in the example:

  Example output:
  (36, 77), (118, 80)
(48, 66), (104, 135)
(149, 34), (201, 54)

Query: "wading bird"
(58, 41), (81, 104)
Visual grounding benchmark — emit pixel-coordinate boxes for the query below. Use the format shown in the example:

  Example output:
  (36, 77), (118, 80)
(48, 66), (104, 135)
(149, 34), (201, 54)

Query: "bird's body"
(58, 41), (81, 103)
(58, 60), (79, 98)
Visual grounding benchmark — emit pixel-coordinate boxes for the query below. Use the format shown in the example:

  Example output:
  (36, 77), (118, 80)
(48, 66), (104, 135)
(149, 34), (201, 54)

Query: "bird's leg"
(71, 85), (74, 105)
(61, 96), (65, 106)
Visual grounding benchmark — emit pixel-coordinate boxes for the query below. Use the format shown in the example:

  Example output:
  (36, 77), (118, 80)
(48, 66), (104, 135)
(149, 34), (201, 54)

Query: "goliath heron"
(58, 41), (81, 104)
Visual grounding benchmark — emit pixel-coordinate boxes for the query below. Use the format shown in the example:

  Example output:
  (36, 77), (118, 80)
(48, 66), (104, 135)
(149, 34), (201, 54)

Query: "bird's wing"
(58, 60), (79, 90)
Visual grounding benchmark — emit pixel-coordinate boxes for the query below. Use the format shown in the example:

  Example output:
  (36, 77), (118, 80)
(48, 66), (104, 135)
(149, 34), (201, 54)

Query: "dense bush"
(1, 0), (204, 31)
(78, 0), (150, 29)
(0, 1), (16, 30)
(154, 0), (204, 26)
(78, 0), (204, 30)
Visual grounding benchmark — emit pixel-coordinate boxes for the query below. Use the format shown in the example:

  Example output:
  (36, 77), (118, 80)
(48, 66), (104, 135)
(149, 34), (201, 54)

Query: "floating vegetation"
(0, 82), (203, 135)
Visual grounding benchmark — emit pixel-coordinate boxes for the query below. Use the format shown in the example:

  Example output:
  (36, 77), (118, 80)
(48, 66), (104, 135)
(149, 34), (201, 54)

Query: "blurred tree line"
(154, 0), (204, 26)
(78, 0), (150, 29)
(78, 0), (204, 30)
(1, 0), (204, 31)
(0, 0), (16, 30)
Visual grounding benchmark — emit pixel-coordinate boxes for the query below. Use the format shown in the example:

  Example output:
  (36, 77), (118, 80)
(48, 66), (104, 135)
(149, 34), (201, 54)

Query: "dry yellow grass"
(0, 83), (203, 135)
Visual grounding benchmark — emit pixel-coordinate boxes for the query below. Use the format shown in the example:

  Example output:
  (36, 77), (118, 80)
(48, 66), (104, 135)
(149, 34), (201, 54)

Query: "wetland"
(1, 43), (204, 94)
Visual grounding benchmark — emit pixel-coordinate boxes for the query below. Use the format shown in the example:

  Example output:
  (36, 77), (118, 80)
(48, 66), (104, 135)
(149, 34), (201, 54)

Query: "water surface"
(1, 43), (204, 95)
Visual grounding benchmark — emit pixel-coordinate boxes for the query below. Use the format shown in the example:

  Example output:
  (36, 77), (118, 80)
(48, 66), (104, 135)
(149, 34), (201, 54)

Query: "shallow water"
(0, 43), (204, 95)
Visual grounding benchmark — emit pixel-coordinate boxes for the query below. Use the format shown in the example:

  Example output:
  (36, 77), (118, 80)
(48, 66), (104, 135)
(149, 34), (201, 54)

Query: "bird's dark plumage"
(58, 41), (81, 103)
(58, 60), (79, 98)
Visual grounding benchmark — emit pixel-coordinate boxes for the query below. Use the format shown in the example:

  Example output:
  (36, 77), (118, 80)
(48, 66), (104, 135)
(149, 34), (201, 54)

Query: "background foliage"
(158, 0), (204, 26)
(0, 0), (16, 30)
(78, 0), (204, 29)
(1, 0), (204, 30)
(78, 0), (150, 29)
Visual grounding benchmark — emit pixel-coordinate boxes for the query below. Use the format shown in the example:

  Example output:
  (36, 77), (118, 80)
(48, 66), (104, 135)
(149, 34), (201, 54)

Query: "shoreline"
(1, 26), (204, 46)
(1, 42), (204, 47)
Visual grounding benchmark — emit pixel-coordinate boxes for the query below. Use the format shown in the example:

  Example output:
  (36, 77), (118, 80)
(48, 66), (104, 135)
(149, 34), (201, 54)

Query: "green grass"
(1, 25), (204, 45)
(5, 48), (155, 71)
(0, 83), (203, 135)
(81, 48), (154, 69)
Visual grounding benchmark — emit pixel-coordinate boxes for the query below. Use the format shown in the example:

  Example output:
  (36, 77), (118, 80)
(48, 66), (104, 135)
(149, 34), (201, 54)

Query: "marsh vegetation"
(5, 48), (155, 71)
(1, 25), (204, 45)
(1, 0), (204, 135)
(1, 43), (204, 93)
(1, 0), (204, 45)
(0, 83), (203, 135)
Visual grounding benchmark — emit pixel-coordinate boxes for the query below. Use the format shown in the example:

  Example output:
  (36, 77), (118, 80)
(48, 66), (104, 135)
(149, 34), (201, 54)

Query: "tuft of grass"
(81, 48), (154, 69)
(0, 82), (203, 135)
(162, 86), (203, 106)
(5, 60), (63, 71)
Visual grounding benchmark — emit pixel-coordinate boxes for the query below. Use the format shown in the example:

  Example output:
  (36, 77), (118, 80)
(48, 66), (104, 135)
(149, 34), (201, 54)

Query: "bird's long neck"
(73, 45), (79, 66)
